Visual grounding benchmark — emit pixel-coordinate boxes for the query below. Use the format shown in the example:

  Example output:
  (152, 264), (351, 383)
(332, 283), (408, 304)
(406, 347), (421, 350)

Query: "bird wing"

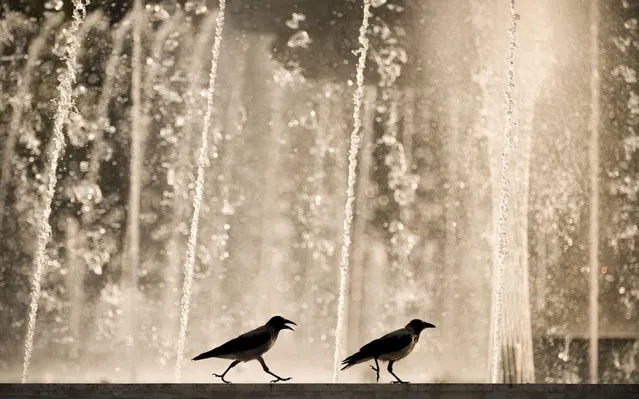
(359, 328), (413, 356)
(340, 328), (414, 369)
(192, 326), (272, 360)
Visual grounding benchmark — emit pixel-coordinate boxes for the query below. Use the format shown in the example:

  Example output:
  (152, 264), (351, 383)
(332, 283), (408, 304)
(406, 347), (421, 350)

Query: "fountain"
(125, 0), (144, 382)
(19, 0), (89, 383)
(588, 0), (601, 384)
(175, 0), (226, 383)
(331, 0), (371, 383)
(488, 0), (519, 383)
(0, 0), (637, 385)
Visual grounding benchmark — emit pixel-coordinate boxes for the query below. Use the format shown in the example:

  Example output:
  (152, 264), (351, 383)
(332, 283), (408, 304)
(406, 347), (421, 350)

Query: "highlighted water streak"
(0, 15), (63, 233)
(332, 0), (372, 383)
(174, 0), (227, 383)
(489, 0), (519, 383)
(588, 0), (600, 384)
(126, 0), (144, 383)
(87, 17), (131, 184)
(21, 0), (89, 383)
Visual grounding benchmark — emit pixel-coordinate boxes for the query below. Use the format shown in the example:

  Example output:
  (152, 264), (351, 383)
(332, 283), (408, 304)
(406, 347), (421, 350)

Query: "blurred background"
(0, 0), (637, 384)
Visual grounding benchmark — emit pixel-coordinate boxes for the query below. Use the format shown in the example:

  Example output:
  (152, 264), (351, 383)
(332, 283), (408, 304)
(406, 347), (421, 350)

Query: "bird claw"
(391, 380), (410, 384)
(270, 377), (292, 384)
(369, 365), (380, 382)
(213, 373), (231, 384)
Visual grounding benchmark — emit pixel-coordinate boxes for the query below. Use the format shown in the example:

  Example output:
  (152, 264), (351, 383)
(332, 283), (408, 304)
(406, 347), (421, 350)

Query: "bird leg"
(257, 356), (292, 384)
(387, 361), (409, 384)
(369, 358), (380, 382)
(213, 360), (240, 383)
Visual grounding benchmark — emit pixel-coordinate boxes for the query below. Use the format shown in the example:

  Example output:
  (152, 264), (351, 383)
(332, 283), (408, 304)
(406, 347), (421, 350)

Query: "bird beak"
(424, 322), (436, 329)
(283, 319), (297, 331)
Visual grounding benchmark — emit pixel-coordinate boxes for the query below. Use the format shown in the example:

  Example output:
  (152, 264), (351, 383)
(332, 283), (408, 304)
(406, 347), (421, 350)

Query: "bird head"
(407, 319), (436, 335)
(267, 315), (297, 331)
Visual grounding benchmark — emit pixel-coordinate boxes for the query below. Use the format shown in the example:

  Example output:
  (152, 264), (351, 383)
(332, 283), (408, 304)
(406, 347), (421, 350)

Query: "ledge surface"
(1, 384), (638, 399)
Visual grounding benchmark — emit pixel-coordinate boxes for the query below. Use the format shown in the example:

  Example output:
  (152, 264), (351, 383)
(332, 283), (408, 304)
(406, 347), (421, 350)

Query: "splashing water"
(332, 0), (372, 383)
(174, 0), (226, 383)
(489, 0), (518, 383)
(21, 0), (89, 384)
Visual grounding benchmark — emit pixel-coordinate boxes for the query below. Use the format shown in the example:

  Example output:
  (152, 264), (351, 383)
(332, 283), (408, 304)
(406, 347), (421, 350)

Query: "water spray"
(174, 0), (227, 383)
(489, 0), (519, 383)
(21, 0), (90, 383)
(332, 0), (372, 383)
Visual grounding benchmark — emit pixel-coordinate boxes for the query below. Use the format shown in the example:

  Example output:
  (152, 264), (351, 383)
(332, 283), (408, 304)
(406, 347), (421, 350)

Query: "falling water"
(126, 0), (144, 382)
(174, 0), (226, 383)
(489, 0), (519, 383)
(20, 0), (89, 383)
(0, 14), (63, 232)
(163, 10), (216, 354)
(87, 17), (131, 184)
(588, 0), (601, 384)
(332, 0), (372, 383)
(62, 11), (109, 360)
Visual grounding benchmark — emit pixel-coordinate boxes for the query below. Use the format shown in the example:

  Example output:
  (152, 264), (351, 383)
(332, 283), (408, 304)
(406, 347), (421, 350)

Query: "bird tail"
(192, 348), (220, 361)
(340, 350), (372, 371)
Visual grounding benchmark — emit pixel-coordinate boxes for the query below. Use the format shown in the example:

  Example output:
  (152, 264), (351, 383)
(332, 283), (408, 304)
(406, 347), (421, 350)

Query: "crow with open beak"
(192, 315), (296, 383)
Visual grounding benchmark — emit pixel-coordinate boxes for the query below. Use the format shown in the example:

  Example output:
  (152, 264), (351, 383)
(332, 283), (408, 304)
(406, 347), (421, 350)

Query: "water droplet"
(44, 0), (64, 11)
(287, 31), (312, 48)
(221, 201), (235, 216)
(285, 13), (306, 30)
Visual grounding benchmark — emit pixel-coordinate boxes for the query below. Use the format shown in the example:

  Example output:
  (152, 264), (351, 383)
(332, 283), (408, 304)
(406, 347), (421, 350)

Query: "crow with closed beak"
(341, 319), (436, 383)
(192, 315), (296, 383)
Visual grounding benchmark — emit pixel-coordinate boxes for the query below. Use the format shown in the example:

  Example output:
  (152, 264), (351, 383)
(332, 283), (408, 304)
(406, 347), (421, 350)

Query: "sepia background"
(0, 0), (637, 384)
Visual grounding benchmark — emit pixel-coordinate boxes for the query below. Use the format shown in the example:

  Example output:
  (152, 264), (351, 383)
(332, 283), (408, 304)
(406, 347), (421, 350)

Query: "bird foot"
(391, 380), (410, 384)
(213, 373), (231, 384)
(369, 365), (380, 382)
(269, 376), (292, 384)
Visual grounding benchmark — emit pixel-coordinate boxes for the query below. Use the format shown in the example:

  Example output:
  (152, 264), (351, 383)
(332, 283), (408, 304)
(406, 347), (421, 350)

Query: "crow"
(341, 319), (436, 383)
(192, 315), (296, 383)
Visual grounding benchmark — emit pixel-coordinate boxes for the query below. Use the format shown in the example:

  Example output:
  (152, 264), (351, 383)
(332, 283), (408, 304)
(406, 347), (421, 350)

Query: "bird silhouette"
(192, 315), (296, 383)
(341, 319), (436, 383)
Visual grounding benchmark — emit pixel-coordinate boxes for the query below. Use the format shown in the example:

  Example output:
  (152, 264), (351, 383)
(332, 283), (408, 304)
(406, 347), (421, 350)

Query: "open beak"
(283, 319), (297, 331)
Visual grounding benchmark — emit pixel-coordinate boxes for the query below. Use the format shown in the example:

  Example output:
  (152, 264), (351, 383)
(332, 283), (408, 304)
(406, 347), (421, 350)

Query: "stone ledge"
(1, 384), (638, 399)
